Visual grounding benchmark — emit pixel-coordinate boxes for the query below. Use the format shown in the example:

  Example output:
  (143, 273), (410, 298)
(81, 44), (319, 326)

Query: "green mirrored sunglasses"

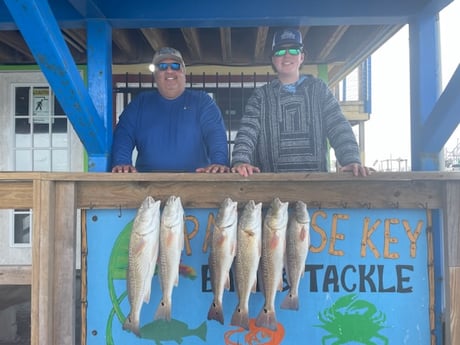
(273, 48), (302, 57)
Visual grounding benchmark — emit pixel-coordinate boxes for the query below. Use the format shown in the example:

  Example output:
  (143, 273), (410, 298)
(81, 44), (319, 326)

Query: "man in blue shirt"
(111, 47), (229, 173)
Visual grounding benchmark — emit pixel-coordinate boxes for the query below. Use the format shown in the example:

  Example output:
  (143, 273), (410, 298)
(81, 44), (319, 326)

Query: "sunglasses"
(156, 62), (182, 71)
(273, 48), (302, 57)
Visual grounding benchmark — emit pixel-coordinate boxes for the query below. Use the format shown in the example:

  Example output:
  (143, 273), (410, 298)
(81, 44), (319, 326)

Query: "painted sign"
(86, 205), (430, 345)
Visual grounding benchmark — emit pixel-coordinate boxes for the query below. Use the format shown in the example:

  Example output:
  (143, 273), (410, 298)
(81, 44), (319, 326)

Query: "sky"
(364, 0), (460, 170)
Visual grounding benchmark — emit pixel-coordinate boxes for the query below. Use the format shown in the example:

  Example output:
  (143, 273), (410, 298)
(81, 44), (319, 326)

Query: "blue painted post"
(409, 13), (442, 171)
(3, 0), (108, 157)
(87, 20), (113, 172)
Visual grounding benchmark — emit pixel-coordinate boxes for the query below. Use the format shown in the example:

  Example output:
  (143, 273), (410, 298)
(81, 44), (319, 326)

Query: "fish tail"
(280, 290), (299, 310)
(207, 300), (224, 324)
(122, 314), (141, 337)
(154, 299), (171, 321)
(255, 306), (277, 331)
(230, 305), (249, 330)
(193, 321), (208, 341)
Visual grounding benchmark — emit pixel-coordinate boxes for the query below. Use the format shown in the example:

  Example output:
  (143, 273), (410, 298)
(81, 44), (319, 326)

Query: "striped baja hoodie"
(231, 75), (361, 172)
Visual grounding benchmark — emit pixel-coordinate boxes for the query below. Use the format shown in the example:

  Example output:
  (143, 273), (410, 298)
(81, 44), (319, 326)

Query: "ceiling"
(0, 24), (404, 81)
(0, 1), (452, 84)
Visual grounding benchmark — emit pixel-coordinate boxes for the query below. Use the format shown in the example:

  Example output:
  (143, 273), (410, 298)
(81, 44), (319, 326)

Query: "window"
(12, 85), (70, 246)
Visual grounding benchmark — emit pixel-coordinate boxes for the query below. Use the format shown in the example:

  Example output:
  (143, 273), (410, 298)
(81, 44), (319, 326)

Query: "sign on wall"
(85, 204), (431, 345)
(32, 87), (51, 123)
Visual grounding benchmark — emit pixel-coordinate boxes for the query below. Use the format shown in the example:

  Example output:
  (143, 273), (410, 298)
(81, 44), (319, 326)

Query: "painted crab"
(316, 293), (388, 345)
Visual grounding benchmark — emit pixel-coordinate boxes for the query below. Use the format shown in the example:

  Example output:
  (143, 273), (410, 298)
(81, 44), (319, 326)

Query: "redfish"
(281, 200), (310, 311)
(207, 197), (238, 324)
(230, 200), (262, 330)
(255, 197), (289, 331)
(123, 196), (161, 336)
(155, 195), (184, 321)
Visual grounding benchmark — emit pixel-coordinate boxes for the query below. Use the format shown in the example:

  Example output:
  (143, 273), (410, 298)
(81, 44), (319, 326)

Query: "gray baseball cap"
(152, 47), (185, 66)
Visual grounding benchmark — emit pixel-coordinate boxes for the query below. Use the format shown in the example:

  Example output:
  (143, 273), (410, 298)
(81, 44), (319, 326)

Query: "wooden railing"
(0, 171), (459, 345)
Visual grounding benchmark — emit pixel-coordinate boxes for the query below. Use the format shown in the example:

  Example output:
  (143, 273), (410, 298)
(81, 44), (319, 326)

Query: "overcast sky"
(364, 0), (460, 169)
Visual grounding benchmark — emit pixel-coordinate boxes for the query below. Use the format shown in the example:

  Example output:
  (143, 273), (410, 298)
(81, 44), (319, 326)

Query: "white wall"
(0, 70), (84, 265)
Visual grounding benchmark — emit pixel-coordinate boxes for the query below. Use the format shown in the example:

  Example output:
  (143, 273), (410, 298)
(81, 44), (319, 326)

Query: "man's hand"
(196, 164), (230, 173)
(231, 163), (261, 177)
(112, 165), (138, 173)
(340, 163), (373, 177)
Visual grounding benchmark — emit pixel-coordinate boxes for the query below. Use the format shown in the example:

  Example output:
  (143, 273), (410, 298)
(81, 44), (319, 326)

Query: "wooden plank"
(53, 182), (77, 345)
(75, 179), (444, 209)
(80, 210), (88, 345)
(0, 181), (33, 208)
(445, 182), (460, 345)
(0, 265), (32, 285)
(0, 172), (41, 180)
(445, 182), (460, 266)
(42, 171), (460, 182)
(450, 267), (460, 345)
(31, 179), (55, 345)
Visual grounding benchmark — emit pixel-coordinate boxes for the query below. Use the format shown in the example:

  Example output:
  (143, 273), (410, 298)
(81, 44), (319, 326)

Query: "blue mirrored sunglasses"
(156, 62), (182, 71)
(273, 48), (302, 57)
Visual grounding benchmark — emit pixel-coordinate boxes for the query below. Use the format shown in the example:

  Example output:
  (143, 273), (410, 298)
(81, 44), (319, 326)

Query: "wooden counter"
(0, 171), (459, 345)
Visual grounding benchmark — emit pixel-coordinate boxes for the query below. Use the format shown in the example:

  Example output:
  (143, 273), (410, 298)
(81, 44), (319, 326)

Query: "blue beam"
(87, 20), (113, 172)
(409, 12), (442, 171)
(68, 0), (106, 18)
(0, 0), (454, 29)
(421, 64), (460, 151)
(3, 0), (108, 156)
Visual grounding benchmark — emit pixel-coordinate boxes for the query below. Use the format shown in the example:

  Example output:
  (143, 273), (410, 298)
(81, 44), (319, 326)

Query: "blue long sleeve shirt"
(111, 89), (229, 172)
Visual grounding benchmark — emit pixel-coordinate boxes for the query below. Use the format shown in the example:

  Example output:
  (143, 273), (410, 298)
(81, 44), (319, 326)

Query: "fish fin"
(122, 314), (141, 337)
(225, 274), (231, 290)
(207, 301), (224, 324)
(143, 262), (156, 303)
(257, 267), (264, 294)
(143, 282), (151, 304)
(230, 239), (237, 257)
(174, 269), (180, 286)
(154, 299), (171, 321)
(277, 277), (284, 292)
(181, 225), (185, 250)
(255, 306), (278, 331)
(300, 225), (308, 241)
(132, 240), (146, 256)
(283, 260), (291, 287)
(194, 321), (208, 341)
(216, 231), (226, 246)
(280, 291), (299, 310)
(270, 234), (279, 250)
(251, 279), (257, 293)
(230, 305), (249, 330)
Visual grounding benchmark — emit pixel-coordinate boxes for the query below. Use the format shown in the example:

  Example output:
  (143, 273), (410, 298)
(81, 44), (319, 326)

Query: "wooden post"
(445, 181), (460, 345)
(53, 182), (77, 345)
(32, 179), (55, 345)
(31, 179), (77, 345)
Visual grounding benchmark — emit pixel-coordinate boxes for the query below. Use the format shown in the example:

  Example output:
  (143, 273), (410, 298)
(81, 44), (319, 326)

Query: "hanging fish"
(123, 196), (161, 336)
(207, 197), (238, 324)
(281, 200), (310, 311)
(255, 197), (289, 331)
(230, 200), (263, 330)
(155, 195), (185, 321)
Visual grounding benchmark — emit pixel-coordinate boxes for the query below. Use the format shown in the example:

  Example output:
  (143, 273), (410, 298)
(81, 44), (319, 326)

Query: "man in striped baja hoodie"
(231, 28), (370, 177)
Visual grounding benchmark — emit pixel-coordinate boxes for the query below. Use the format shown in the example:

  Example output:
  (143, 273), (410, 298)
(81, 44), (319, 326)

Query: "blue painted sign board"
(86, 206), (430, 345)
